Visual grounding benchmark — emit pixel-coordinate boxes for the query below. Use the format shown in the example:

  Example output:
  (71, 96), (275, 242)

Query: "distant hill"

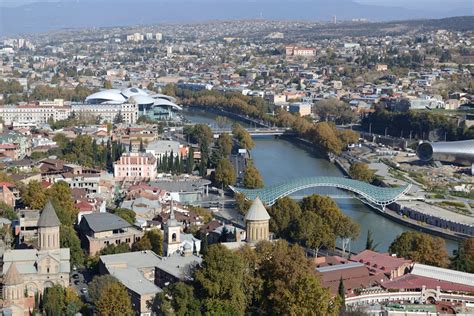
(0, 0), (471, 37)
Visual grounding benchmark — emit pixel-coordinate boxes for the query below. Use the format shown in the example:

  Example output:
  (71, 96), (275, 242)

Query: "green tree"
(242, 162), (264, 189)
(214, 159), (236, 189)
(187, 148), (195, 174)
(338, 277), (345, 313)
(216, 133), (233, 159)
(153, 282), (201, 316)
(195, 244), (247, 315)
(349, 162), (375, 183)
(389, 231), (449, 267)
(293, 211), (335, 257)
(111, 208), (136, 224)
(96, 282), (134, 316)
(60, 225), (84, 267)
(450, 237), (474, 273)
(43, 284), (65, 316)
(268, 197), (301, 238)
(365, 229), (378, 251)
(0, 201), (17, 220)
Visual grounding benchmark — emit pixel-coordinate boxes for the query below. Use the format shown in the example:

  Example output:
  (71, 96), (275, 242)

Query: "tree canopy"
(349, 162), (375, 183)
(95, 281), (134, 316)
(389, 231), (449, 267)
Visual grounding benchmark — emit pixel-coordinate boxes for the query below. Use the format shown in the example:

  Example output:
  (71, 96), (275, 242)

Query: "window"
(172, 233), (177, 242)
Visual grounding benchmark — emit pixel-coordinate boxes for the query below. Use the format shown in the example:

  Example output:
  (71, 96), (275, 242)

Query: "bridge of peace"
(230, 176), (412, 211)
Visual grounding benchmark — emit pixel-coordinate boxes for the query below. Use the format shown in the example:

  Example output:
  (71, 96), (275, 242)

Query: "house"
(78, 212), (144, 255)
(99, 251), (163, 316)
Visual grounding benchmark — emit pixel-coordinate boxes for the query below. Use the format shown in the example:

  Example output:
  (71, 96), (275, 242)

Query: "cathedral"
(2, 201), (70, 315)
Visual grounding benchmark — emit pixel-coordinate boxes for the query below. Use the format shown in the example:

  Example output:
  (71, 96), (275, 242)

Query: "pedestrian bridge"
(211, 127), (296, 136)
(229, 176), (411, 208)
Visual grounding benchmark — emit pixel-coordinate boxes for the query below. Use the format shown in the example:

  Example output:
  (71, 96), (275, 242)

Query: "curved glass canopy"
(230, 176), (411, 207)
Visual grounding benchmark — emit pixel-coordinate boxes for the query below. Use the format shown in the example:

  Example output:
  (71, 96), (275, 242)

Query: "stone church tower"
(245, 197), (270, 243)
(37, 200), (61, 250)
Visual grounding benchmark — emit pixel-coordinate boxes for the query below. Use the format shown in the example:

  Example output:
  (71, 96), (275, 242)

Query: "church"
(2, 201), (70, 315)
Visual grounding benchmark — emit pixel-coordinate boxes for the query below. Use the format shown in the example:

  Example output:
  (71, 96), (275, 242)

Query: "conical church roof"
(37, 200), (61, 228)
(3, 263), (23, 286)
(245, 197), (270, 221)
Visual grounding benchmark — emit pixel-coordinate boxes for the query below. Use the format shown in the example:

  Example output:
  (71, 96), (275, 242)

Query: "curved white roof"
(129, 95), (155, 105)
(150, 93), (177, 103)
(85, 89), (126, 104)
(245, 197), (270, 221)
(121, 87), (148, 98)
(154, 99), (182, 110)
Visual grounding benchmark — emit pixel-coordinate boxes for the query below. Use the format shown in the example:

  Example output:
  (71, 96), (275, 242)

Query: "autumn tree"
(233, 124), (254, 150)
(21, 180), (48, 209)
(308, 122), (343, 154)
(213, 159), (236, 189)
(242, 162), (264, 189)
(95, 282), (134, 316)
(257, 240), (337, 315)
(0, 202), (17, 220)
(132, 229), (163, 256)
(389, 231), (449, 267)
(293, 211), (335, 257)
(89, 275), (119, 304)
(349, 162), (375, 183)
(42, 284), (65, 316)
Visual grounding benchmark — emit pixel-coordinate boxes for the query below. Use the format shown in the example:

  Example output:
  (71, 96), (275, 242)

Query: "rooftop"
(81, 212), (131, 233)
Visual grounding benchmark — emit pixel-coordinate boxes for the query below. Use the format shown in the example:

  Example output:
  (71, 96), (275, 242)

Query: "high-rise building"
(156, 33), (163, 41)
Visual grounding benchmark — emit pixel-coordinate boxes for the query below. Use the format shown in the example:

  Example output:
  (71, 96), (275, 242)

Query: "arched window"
(172, 233), (177, 242)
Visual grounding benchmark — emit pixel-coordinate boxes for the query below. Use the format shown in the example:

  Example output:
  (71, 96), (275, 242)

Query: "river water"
(183, 109), (457, 253)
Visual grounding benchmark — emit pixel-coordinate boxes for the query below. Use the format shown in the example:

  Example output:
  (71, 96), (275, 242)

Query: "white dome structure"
(121, 87), (148, 98)
(129, 95), (155, 106)
(85, 89), (127, 104)
(150, 93), (177, 103)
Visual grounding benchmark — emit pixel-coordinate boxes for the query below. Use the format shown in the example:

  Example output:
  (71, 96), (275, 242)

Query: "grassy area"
(407, 171), (427, 186)
(435, 201), (470, 215)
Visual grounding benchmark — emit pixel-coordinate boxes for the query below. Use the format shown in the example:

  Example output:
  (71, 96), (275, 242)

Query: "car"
(74, 280), (80, 285)
(81, 288), (88, 294)
(72, 274), (79, 279)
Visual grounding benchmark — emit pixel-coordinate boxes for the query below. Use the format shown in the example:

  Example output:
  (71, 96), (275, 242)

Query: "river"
(183, 109), (457, 253)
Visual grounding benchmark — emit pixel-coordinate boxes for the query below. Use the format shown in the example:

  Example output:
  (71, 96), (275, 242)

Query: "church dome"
(245, 197), (270, 221)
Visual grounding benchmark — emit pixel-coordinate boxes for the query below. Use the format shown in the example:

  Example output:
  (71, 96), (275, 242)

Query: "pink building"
(113, 152), (157, 181)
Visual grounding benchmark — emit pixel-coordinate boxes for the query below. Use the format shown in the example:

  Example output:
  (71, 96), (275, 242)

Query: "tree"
(365, 229), (378, 251)
(145, 229), (164, 256)
(216, 133), (233, 160)
(153, 282), (201, 316)
(113, 112), (124, 124)
(60, 225), (84, 267)
(95, 282), (134, 316)
(293, 211), (335, 257)
(139, 138), (145, 153)
(194, 244), (247, 315)
(389, 231), (449, 267)
(349, 162), (375, 183)
(233, 124), (254, 150)
(450, 237), (474, 273)
(242, 163), (264, 189)
(99, 243), (130, 256)
(308, 122), (343, 155)
(43, 284), (65, 316)
(257, 240), (337, 315)
(268, 197), (301, 238)
(0, 201), (17, 220)
(132, 235), (152, 251)
(215, 116), (228, 129)
(214, 159), (236, 189)
(338, 277), (346, 313)
(103, 80), (112, 89)
(21, 180), (48, 209)
(187, 147), (195, 174)
(64, 287), (82, 316)
(48, 182), (78, 227)
(111, 208), (136, 224)
(89, 275), (119, 304)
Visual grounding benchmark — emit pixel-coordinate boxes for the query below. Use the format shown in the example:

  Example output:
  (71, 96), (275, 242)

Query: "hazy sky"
(0, 0), (471, 10)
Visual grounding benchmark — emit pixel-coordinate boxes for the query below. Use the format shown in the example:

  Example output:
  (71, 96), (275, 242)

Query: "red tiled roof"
(382, 274), (474, 293)
(351, 250), (411, 274)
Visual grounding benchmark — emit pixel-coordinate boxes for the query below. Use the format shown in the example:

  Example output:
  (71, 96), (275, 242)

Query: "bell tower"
(163, 200), (181, 256)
